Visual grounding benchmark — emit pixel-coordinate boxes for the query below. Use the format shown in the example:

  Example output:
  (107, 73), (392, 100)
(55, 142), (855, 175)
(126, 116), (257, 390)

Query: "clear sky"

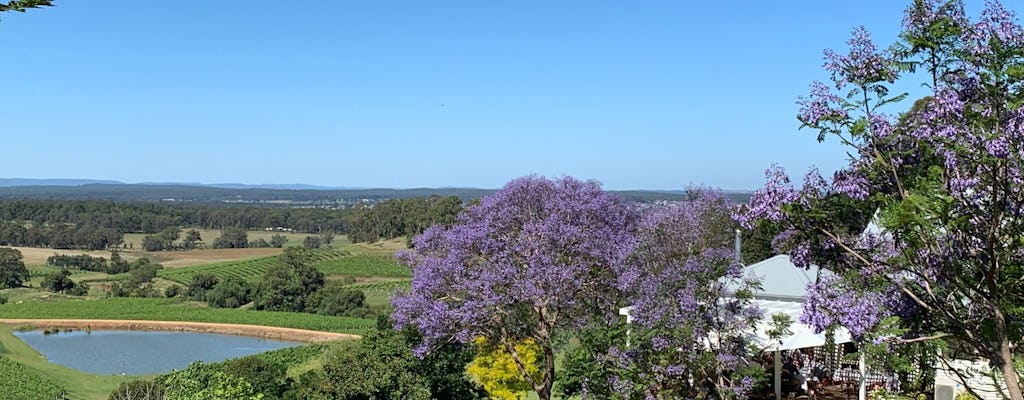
(2, 1), (1020, 190)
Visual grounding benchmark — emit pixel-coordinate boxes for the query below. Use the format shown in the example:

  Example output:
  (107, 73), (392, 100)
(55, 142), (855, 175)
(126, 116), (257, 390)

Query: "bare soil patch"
(11, 247), (114, 266)
(0, 319), (358, 343)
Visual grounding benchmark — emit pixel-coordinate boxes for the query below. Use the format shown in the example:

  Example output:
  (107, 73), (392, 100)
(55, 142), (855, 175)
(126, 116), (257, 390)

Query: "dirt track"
(0, 319), (359, 343)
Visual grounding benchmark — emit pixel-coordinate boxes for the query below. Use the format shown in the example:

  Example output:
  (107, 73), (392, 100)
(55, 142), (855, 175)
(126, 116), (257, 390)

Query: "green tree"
(162, 363), (264, 400)
(207, 277), (253, 308)
(269, 234), (288, 248)
(0, 247), (29, 288)
(290, 318), (485, 400)
(307, 282), (366, 316)
(165, 284), (182, 298)
(187, 273), (219, 301)
(40, 268), (75, 293)
(212, 227), (248, 249)
(302, 236), (321, 249)
(318, 231), (334, 247)
(252, 248), (324, 312)
(223, 356), (288, 400)
(181, 229), (202, 250)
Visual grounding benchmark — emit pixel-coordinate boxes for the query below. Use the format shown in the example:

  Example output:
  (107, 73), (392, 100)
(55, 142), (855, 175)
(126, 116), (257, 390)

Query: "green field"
(343, 280), (411, 308)
(157, 248), (410, 284)
(315, 253), (411, 277)
(0, 298), (376, 334)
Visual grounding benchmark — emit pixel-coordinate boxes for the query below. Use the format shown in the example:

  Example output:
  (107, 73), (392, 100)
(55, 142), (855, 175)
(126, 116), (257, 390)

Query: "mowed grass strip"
(0, 298), (375, 335)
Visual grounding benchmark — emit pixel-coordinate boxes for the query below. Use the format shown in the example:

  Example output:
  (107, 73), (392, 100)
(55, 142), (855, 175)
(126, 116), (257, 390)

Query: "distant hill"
(0, 178), (123, 187)
(0, 180), (751, 205)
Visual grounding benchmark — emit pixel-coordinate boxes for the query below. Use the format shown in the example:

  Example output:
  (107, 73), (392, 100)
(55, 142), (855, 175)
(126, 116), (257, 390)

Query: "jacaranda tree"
(392, 176), (638, 400)
(612, 189), (763, 399)
(738, 1), (1024, 398)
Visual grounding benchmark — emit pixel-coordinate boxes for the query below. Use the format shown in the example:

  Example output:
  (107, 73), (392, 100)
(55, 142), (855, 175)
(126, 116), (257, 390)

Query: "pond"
(13, 329), (303, 375)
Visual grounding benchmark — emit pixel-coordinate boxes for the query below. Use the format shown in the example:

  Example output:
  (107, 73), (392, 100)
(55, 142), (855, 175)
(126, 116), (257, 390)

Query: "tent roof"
(745, 255), (819, 301)
(751, 298), (852, 351)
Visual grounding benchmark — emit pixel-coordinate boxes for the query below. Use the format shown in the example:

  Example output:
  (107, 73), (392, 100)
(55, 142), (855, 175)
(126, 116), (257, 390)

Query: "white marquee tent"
(618, 254), (863, 400)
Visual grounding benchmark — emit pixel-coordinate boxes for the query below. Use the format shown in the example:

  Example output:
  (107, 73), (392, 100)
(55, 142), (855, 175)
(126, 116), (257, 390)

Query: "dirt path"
(0, 319), (359, 343)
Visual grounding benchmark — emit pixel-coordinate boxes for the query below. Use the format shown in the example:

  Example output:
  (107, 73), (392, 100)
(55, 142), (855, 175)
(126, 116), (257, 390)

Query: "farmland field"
(158, 246), (411, 284)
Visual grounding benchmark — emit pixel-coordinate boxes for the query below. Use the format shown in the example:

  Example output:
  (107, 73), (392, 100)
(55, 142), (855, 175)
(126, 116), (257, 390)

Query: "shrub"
(165, 284), (182, 298)
(207, 278), (253, 309)
(109, 379), (164, 400)
(68, 284), (89, 296)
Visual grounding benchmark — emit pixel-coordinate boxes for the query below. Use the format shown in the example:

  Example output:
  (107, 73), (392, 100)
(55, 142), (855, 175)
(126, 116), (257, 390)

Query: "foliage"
(221, 356), (289, 400)
(40, 268), (76, 293)
(47, 253), (108, 272)
(0, 355), (66, 400)
(612, 189), (762, 399)
(302, 235), (322, 249)
(187, 273), (219, 301)
(347, 195), (464, 243)
(738, 1), (1024, 398)
(0, 199), (350, 237)
(556, 323), (627, 399)
(109, 379), (164, 400)
(143, 226), (181, 251)
(393, 176), (638, 400)
(206, 277), (254, 308)
(165, 284), (182, 298)
(0, 0), (52, 13)
(269, 234), (288, 248)
(128, 262), (161, 287)
(288, 318), (485, 400)
(161, 362), (264, 400)
(253, 247), (324, 312)
(306, 282), (366, 317)
(0, 297), (376, 333)
(0, 247), (28, 289)
(466, 337), (541, 400)
(212, 227), (249, 249)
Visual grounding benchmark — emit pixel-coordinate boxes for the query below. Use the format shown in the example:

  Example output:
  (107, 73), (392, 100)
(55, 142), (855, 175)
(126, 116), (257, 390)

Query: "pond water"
(13, 330), (303, 375)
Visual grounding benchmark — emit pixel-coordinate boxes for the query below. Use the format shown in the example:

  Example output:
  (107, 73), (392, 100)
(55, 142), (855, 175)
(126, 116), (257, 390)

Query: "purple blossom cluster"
(802, 273), (888, 341)
(797, 81), (849, 127)
(823, 26), (898, 89)
(392, 176), (638, 363)
(735, 164), (796, 230)
(964, 0), (1024, 55)
(615, 189), (763, 399)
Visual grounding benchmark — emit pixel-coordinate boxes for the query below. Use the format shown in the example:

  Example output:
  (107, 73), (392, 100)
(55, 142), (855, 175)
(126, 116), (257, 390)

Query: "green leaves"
(0, 0), (53, 13)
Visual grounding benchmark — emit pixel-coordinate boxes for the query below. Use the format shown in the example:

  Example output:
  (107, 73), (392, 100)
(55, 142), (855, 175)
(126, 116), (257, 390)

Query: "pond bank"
(0, 319), (359, 343)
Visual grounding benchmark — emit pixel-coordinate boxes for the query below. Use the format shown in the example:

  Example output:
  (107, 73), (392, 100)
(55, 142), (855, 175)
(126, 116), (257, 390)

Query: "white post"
(775, 349), (782, 400)
(619, 306), (632, 348)
(859, 350), (867, 400)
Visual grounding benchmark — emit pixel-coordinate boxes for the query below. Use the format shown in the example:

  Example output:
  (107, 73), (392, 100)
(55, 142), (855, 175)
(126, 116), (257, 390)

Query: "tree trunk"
(998, 337), (1023, 400)
(535, 343), (555, 400)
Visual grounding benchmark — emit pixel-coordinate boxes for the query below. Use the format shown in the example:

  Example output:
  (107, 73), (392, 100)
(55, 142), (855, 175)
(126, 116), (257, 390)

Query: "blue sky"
(2, 1), (1019, 190)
